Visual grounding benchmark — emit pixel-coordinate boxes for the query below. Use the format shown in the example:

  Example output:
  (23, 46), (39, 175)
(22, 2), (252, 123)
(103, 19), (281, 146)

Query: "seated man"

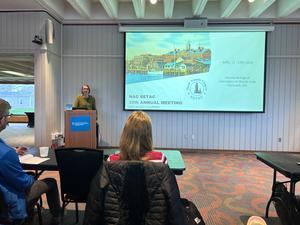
(0, 98), (61, 224)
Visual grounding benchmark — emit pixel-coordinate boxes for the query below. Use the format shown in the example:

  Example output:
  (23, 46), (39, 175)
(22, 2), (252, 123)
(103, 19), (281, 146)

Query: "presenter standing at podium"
(73, 84), (96, 110)
(73, 84), (99, 146)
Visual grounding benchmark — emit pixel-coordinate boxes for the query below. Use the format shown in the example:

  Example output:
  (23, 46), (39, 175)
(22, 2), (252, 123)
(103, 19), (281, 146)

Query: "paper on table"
(19, 154), (49, 164)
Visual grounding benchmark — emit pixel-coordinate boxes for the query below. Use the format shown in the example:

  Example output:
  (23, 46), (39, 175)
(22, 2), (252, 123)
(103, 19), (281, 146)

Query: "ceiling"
(0, 0), (300, 24)
(0, 0), (299, 84)
(0, 54), (34, 84)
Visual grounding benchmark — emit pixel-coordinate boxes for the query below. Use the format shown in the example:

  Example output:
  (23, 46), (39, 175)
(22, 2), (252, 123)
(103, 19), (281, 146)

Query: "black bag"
(181, 198), (205, 225)
(273, 182), (300, 225)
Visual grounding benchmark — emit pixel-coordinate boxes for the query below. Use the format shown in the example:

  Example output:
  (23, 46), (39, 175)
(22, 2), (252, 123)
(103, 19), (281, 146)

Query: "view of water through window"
(0, 84), (34, 115)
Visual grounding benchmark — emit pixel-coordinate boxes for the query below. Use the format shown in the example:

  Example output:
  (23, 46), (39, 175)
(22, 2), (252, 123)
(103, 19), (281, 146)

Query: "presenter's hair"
(0, 98), (11, 118)
(81, 84), (91, 94)
(119, 111), (153, 160)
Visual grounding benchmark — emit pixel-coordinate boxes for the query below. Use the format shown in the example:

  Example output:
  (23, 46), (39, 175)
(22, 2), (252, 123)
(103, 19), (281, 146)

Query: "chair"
(24, 112), (34, 128)
(0, 186), (43, 225)
(0, 188), (24, 225)
(0, 188), (12, 224)
(55, 147), (103, 223)
(84, 161), (186, 225)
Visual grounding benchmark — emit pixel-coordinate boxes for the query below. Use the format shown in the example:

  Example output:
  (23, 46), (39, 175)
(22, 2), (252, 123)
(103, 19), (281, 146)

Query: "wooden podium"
(64, 110), (96, 148)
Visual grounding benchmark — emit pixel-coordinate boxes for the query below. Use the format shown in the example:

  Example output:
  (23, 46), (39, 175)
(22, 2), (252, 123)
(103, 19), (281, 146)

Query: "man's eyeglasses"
(2, 114), (12, 119)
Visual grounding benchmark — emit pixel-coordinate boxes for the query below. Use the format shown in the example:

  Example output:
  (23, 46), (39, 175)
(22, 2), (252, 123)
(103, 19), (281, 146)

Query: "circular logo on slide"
(186, 79), (207, 99)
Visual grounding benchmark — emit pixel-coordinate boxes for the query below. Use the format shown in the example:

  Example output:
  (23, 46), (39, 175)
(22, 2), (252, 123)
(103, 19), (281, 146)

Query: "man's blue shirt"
(0, 138), (34, 219)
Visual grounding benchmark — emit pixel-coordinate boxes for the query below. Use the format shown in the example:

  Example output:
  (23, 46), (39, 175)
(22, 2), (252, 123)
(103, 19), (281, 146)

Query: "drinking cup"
(39, 146), (49, 157)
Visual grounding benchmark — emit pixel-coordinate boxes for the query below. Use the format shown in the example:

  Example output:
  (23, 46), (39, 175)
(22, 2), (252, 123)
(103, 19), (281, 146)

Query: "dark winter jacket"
(83, 161), (186, 225)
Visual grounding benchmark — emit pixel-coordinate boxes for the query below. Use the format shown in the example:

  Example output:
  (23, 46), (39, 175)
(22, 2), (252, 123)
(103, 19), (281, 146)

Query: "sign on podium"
(64, 110), (96, 148)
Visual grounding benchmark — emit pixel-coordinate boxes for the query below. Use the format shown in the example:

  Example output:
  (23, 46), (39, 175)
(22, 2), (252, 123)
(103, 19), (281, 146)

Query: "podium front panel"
(64, 110), (96, 148)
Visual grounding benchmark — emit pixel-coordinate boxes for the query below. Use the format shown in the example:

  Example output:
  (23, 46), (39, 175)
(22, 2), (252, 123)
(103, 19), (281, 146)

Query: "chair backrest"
(117, 162), (149, 225)
(104, 161), (174, 225)
(55, 147), (103, 202)
(0, 187), (12, 224)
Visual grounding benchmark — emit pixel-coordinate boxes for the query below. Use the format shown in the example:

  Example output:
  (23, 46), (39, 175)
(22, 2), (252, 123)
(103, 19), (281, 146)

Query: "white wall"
(62, 24), (300, 151)
(0, 12), (62, 147)
(2, 14), (299, 151)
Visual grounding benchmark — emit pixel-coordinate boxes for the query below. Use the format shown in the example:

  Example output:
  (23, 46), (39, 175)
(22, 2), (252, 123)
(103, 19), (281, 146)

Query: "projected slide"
(124, 31), (266, 112)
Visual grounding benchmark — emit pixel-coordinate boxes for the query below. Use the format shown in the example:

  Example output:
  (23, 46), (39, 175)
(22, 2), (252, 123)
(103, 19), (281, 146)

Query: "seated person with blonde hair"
(107, 111), (167, 164)
(84, 111), (186, 225)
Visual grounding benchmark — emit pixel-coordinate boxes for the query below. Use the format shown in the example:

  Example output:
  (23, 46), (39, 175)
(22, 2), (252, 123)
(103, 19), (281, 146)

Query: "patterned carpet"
(0, 124), (289, 224)
(31, 151), (288, 225)
(176, 152), (284, 225)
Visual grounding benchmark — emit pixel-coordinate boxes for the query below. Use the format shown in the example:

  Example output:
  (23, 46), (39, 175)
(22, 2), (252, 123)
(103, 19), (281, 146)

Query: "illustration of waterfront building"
(126, 40), (211, 77)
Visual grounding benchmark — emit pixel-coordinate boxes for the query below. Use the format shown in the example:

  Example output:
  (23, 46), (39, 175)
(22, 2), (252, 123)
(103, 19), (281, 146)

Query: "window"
(0, 84), (34, 115)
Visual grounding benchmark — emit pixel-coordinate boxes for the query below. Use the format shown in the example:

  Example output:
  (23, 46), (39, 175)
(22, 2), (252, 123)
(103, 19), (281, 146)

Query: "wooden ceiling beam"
(0, 55), (33, 62)
(192, 0), (208, 16)
(34, 0), (65, 21)
(0, 64), (33, 76)
(278, 0), (300, 17)
(6, 62), (34, 71)
(99, 0), (118, 18)
(220, 0), (242, 18)
(249, 0), (276, 18)
(67, 0), (92, 18)
(132, 0), (145, 19)
(164, 0), (174, 18)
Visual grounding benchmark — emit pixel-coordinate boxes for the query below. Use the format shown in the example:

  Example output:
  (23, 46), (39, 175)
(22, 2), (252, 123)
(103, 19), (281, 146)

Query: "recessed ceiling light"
(248, 0), (255, 3)
(150, 0), (158, 5)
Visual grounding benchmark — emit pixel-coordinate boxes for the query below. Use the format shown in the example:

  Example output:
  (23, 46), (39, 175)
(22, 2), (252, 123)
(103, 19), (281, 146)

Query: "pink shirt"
(107, 151), (168, 164)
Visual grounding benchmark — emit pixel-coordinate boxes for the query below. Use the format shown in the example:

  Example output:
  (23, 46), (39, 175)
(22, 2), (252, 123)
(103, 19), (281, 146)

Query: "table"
(103, 149), (185, 175)
(21, 148), (57, 178)
(256, 152), (300, 218)
(159, 150), (186, 175)
(22, 148), (186, 176)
